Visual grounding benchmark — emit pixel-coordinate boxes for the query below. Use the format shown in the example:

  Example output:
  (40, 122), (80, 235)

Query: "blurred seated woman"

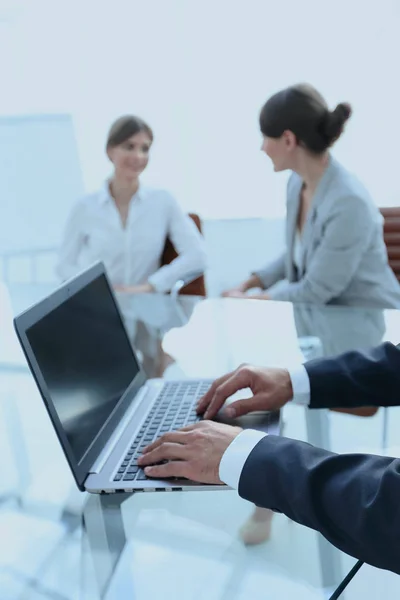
(57, 116), (206, 293)
(223, 84), (400, 309)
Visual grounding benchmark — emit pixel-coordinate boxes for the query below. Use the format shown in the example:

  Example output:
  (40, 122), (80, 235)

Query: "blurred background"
(1, 0), (400, 293)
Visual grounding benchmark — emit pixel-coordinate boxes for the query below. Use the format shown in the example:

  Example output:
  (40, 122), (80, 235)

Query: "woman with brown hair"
(223, 84), (400, 547)
(223, 84), (400, 309)
(57, 116), (206, 292)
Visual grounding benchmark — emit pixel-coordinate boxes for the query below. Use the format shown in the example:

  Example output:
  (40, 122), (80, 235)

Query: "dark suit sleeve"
(304, 342), (400, 409)
(239, 435), (400, 574)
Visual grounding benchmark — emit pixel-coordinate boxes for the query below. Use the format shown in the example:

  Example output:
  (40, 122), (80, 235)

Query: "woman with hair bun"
(223, 83), (400, 308)
(222, 84), (400, 547)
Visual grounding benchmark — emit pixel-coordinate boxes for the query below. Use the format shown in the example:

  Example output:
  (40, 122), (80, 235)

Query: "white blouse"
(56, 183), (207, 293)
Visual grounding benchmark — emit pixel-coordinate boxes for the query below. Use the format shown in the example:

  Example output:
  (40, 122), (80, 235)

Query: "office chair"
(378, 207), (400, 449)
(381, 207), (400, 283)
(161, 213), (207, 299)
(331, 209), (400, 442)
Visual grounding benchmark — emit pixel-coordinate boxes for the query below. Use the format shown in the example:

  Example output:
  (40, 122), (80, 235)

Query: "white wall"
(203, 218), (285, 295)
(1, 0), (400, 224)
(0, 115), (84, 253)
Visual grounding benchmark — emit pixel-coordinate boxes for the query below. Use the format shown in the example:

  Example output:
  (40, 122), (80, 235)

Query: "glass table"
(1, 282), (400, 599)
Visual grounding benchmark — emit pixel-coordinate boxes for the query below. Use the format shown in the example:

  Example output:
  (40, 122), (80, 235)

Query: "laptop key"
(114, 474), (123, 481)
(123, 474), (135, 481)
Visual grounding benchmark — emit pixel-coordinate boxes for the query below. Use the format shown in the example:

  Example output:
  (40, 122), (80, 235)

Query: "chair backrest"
(161, 213), (206, 296)
(330, 406), (378, 417)
(329, 207), (400, 419)
(380, 207), (400, 283)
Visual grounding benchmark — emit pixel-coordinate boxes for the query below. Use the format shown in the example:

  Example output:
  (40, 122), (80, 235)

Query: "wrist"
(279, 369), (294, 404)
(143, 282), (155, 293)
(250, 275), (263, 290)
(241, 278), (254, 292)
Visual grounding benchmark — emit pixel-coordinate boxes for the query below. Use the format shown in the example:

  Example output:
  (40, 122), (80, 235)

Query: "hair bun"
(321, 102), (352, 144)
(333, 102), (352, 122)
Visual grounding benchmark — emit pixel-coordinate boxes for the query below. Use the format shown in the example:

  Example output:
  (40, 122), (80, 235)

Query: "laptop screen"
(25, 274), (140, 464)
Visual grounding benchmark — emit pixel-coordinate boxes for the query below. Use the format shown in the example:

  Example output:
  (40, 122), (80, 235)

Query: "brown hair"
(106, 115), (154, 150)
(259, 84), (352, 153)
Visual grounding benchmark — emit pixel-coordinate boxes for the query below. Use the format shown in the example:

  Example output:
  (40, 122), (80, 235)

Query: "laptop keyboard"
(113, 380), (211, 483)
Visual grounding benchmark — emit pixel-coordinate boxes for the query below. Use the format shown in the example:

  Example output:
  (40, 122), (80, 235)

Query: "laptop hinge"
(88, 384), (149, 475)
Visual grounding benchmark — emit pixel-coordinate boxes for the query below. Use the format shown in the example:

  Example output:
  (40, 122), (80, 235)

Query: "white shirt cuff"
(219, 429), (267, 489)
(147, 271), (169, 293)
(219, 366), (310, 489)
(288, 365), (310, 405)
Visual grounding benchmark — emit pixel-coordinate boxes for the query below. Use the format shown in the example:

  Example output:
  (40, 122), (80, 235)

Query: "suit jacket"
(254, 157), (400, 308)
(239, 343), (400, 574)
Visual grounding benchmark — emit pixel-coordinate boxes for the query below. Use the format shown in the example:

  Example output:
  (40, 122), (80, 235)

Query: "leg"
(1, 388), (31, 507)
(81, 493), (128, 598)
(239, 505), (274, 546)
(157, 348), (176, 377)
(305, 408), (343, 592)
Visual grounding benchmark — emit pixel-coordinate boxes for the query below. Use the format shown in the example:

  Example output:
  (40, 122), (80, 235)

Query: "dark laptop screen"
(26, 274), (140, 464)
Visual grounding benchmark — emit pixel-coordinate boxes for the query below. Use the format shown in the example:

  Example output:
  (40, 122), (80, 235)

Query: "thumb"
(225, 395), (265, 418)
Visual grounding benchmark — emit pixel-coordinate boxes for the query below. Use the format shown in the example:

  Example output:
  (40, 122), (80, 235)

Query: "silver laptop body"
(14, 262), (280, 494)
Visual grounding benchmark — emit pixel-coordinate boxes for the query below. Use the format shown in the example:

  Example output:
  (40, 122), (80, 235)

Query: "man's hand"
(197, 364), (293, 420)
(137, 421), (243, 484)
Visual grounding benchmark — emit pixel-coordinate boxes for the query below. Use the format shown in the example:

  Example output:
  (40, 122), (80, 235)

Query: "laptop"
(14, 262), (280, 494)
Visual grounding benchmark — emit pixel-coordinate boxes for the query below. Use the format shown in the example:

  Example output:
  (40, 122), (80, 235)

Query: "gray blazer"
(254, 156), (400, 308)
